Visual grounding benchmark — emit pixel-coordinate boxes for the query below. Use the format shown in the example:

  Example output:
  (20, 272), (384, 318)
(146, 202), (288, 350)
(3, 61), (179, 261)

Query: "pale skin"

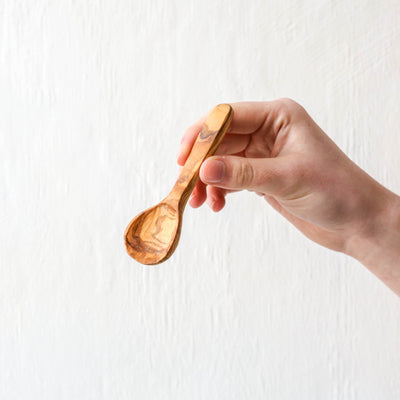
(177, 99), (400, 297)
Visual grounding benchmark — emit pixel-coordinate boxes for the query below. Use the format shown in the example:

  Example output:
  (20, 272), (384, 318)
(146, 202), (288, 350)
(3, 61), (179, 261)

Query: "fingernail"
(203, 160), (225, 183)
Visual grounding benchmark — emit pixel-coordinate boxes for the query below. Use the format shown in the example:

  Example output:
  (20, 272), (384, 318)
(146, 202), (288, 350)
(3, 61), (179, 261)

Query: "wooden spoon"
(124, 104), (233, 265)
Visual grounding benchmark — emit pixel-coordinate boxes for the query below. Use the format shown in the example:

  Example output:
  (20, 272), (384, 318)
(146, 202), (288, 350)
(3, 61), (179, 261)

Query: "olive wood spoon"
(124, 104), (233, 265)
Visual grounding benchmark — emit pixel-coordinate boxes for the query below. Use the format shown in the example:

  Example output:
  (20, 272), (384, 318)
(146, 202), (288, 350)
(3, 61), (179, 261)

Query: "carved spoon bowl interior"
(124, 202), (180, 265)
(124, 104), (233, 265)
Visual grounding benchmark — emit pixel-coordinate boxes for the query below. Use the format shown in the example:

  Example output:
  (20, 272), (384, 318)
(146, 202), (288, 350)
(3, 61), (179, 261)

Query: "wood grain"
(125, 104), (233, 264)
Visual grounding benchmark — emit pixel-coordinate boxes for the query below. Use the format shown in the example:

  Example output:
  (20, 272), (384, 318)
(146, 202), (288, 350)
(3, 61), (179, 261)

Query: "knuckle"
(234, 161), (255, 188)
(275, 98), (297, 114)
(277, 97), (303, 109)
(277, 97), (297, 107)
(272, 98), (305, 130)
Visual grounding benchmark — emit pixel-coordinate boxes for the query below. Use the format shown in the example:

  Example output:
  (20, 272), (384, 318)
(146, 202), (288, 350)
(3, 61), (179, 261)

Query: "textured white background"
(1, 1), (400, 399)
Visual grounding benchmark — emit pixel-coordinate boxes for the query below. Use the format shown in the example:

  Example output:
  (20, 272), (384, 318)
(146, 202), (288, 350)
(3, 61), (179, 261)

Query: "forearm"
(345, 189), (400, 296)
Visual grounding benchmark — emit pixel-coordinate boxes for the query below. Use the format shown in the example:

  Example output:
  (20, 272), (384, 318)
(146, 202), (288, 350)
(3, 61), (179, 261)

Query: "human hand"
(178, 100), (400, 295)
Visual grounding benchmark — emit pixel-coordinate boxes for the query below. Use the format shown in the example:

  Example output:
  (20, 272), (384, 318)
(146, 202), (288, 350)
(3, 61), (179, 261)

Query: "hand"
(178, 99), (400, 296)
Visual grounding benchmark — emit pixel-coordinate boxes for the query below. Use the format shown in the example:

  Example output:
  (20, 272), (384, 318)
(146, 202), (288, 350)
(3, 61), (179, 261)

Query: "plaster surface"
(1, 1), (400, 399)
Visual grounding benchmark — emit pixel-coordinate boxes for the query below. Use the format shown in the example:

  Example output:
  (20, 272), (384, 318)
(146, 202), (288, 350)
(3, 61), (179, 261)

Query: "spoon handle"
(170, 104), (233, 208)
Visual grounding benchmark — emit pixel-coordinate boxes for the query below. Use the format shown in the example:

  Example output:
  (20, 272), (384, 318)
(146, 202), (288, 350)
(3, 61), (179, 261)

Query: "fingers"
(188, 180), (228, 211)
(178, 99), (306, 165)
(177, 123), (202, 166)
(179, 133), (250, 167)
(206, 185), (226, 212)
(225, 101), (271, 133)
(177, 102), (271, 166)
(179, 99), (305, 208)
(199, 155), (294, 196)
(215, 134), (250, 156)
(188, 180), (207, 208)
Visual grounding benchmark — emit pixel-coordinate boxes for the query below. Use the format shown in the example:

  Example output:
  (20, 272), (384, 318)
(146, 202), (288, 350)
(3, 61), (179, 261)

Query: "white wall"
(1, 1), (400, 399)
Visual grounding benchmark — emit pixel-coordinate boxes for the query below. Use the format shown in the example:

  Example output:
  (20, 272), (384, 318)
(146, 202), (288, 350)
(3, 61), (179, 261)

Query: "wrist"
(344, 187), (400, 294)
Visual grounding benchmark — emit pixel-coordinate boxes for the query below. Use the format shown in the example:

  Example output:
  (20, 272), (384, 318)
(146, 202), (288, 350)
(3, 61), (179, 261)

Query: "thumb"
(199, 155), (291, 195)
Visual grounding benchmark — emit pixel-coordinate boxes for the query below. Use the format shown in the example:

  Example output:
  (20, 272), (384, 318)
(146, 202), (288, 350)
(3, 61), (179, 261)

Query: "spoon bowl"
(124, 201), (181, 265)
(124, 104), (233, 264)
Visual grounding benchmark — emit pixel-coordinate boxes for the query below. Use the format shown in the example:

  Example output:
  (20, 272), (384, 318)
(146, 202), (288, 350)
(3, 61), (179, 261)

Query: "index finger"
(177, 101), (270, 166)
